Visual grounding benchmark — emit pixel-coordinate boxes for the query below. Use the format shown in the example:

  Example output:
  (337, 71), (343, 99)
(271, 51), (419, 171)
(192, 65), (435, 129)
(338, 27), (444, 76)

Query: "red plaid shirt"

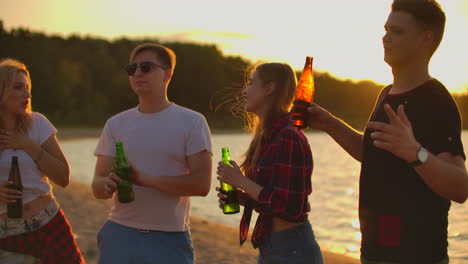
(240, 114), (313, 248)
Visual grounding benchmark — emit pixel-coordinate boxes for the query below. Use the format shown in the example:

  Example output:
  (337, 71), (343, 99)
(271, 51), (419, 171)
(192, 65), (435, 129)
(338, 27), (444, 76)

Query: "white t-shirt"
(95, 103), (212, 231)
(0, 112), (57, 215)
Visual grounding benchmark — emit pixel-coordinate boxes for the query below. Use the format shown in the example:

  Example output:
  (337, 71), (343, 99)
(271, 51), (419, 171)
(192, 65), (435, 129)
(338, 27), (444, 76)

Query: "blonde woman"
(0, 58), (84, 263)
(216, 62), (323, 263)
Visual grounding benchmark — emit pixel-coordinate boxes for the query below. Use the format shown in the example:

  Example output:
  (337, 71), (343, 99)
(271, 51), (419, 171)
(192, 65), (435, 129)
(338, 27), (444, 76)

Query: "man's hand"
(366, 104), (420, 162)
(305, 103), (335, 132)
(102, 171), (123, 198)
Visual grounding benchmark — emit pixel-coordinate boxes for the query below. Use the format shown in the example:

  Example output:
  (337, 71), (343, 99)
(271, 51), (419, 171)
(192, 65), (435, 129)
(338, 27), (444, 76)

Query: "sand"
(53, 128), (359, 263)
(52, 181), (359, 264)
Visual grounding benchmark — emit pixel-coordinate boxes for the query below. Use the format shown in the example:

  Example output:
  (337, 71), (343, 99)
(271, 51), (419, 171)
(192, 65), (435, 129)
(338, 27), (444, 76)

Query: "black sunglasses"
(125, 61), (168, 76)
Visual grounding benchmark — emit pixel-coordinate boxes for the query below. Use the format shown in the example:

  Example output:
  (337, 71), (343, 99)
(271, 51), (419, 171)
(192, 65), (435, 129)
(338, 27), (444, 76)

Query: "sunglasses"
(125, 61), (168, 76)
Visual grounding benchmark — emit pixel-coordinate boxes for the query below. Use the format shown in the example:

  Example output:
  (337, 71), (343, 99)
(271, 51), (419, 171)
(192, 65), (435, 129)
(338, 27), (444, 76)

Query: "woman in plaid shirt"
(217, 62), (323, 263)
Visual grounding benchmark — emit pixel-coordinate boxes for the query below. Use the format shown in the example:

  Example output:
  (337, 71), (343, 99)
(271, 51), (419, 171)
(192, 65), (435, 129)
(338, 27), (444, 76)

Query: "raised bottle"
(290, 56), (315, 128)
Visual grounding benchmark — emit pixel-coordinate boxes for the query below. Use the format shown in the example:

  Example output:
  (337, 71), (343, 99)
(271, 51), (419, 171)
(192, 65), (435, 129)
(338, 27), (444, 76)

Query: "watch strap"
(408, 159), (422, 167)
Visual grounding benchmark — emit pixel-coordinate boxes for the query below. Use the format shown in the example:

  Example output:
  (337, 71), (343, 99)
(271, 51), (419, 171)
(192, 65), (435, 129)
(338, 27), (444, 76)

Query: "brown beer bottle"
(290, 56), (315, 128)
(7, 156), (23, 218)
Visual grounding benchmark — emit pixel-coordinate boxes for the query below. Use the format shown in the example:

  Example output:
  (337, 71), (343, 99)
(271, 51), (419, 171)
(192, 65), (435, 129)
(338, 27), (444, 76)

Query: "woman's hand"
(216, 186), (227, 210)
(216, 187), (248, 209)
(0, 130), (33, 152)
(0, 181), (21, 204)
(217, 160), (264, 202)
(216, 160), (246, 189)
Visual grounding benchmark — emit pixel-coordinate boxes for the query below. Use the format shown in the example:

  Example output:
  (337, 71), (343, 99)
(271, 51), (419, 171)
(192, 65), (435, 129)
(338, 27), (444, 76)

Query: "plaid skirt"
(0, 208), (85, 264)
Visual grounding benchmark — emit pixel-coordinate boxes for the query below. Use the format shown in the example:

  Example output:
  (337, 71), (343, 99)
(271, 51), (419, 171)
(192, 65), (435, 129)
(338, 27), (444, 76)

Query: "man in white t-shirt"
(92, 43), (213, 264)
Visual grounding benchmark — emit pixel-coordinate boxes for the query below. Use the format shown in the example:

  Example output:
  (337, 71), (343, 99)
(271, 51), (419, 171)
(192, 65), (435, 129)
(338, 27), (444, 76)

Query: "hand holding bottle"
(114, 141), (134, 203)
(216, 160), (246, 189)
(0, 181), (21, 204)
(305, 103), (337, 132)
(217, 147), (240, 214)
(101, 171), (123, 198)
(216, 187), (248, 209)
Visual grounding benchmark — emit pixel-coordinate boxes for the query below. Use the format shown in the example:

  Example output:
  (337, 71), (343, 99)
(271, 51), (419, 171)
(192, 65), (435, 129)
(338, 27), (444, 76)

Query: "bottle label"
(290, 100), (311, 128)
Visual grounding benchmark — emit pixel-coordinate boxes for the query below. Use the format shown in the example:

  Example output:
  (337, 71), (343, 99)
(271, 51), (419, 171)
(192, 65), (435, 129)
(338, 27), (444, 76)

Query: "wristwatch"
(408, 146), (429, 167)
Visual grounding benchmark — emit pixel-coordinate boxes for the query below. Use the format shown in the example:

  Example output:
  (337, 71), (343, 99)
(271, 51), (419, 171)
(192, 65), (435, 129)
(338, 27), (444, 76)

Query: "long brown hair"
(240, 62), (297, 173)
(0, 58), (32, 133)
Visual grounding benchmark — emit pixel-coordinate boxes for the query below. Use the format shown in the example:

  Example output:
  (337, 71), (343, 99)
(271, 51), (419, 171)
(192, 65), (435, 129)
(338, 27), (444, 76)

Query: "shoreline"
(56, 127), (329, 141)
(53, 180), (359, 264)
(54, 127), (360, 263)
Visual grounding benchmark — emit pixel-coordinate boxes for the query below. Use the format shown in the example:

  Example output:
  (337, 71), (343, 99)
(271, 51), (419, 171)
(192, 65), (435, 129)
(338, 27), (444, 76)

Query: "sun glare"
(1, 0), (467, 93)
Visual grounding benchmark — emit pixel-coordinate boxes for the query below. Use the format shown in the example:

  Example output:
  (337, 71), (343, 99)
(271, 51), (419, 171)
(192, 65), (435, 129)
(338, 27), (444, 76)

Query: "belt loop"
(1, 218), (6, 231)
(23, 219), (32, 232)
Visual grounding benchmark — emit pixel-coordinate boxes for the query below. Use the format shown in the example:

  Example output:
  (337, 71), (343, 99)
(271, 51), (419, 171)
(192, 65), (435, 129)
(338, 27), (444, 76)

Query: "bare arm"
(92, 155), (122, 199)
(307, 104), (364, 162)
(0, 130), (70, 187)
(33, 135), (70, 187)
(133, 150), (212, 197)
(415, 152), (468, 203)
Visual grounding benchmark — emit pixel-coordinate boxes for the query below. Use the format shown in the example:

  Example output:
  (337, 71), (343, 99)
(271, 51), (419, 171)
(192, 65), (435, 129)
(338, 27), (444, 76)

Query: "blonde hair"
(0, 58), (32, 133)
(241, 62), (297, 173)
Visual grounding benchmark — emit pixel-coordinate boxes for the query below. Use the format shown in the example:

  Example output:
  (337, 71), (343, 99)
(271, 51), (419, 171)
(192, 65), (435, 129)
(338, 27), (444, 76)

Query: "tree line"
(1, 21), (467, 130)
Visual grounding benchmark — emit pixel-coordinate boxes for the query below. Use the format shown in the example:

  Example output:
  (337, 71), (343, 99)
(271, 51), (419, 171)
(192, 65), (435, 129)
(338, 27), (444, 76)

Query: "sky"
(1, 0), (468, 93)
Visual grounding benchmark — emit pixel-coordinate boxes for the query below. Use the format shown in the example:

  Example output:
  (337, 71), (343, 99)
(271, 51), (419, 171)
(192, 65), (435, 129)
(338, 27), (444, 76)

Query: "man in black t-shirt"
(306, 1), (468, 263)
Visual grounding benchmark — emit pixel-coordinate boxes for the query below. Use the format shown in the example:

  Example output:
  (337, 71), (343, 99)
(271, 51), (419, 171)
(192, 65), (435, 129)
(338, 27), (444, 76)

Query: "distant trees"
(1, 21), (467, 129)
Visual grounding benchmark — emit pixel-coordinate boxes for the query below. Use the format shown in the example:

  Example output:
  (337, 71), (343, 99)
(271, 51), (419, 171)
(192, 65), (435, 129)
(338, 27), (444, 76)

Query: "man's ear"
(164, 69), (173, 83)
(422, 30), (435, 49)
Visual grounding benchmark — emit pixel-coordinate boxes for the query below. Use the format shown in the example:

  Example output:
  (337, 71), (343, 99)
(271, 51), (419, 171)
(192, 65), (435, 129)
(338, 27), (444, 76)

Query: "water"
(61, 132), (468, 263)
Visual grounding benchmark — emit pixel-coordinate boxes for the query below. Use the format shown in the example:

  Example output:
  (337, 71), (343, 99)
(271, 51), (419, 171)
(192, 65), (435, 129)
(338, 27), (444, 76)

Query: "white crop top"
(0, 112), (57, 215)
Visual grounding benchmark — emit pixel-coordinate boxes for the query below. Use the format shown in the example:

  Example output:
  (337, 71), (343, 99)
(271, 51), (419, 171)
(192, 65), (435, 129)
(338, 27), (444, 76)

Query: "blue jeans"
(361, 256), (449, 264)
(257, 221), (323, 264)
(97, 220), (194, 264)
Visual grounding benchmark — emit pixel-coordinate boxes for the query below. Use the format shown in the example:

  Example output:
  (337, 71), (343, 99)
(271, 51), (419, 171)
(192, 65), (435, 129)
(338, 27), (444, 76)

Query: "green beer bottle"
(115, 141), (134, 203)
(220, 147), (240, 214)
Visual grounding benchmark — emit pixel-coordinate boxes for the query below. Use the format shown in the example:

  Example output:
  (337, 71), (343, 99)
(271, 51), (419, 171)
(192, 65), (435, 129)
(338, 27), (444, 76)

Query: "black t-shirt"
(360, 79), (465, 263)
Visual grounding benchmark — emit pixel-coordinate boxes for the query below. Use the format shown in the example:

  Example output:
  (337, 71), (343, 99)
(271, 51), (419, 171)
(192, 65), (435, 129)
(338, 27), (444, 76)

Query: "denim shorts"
(257, 220), (323, 264)
(0, 200), (59, 239)
(97, 220), (194, 264)
(0, 201), (60, 263)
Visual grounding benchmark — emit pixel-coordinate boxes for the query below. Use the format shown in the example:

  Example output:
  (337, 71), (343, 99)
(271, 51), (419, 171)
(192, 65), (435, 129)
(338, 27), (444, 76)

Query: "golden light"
(352, 219), (360, 229)
(1, 0), (467, 93)
(355, 232), (362, 241)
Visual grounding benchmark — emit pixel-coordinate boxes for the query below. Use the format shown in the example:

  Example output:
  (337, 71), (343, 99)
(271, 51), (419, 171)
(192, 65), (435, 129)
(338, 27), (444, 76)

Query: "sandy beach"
(53, 128), (359, 263)
(52, 180), (359, 264)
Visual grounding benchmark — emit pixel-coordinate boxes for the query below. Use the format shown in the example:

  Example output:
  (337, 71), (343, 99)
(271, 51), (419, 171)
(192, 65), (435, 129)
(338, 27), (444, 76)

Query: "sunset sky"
(2, 0), (468, 93)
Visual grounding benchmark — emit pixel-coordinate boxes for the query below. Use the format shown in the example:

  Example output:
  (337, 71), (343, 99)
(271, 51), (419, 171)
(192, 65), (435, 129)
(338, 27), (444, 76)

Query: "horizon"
(1, 0), (467, 93)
